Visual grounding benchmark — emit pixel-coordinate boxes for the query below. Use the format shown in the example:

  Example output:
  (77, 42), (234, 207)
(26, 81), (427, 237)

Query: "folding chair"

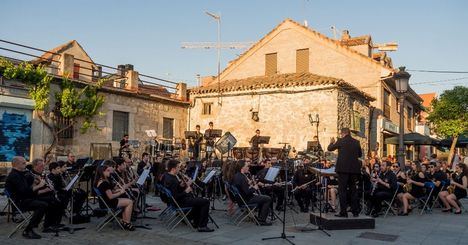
(4, 190), (33, 238)
(225, 182), (260, 226)
(418, 182), (436, 215)
(459, 197), (468, 213)
(93, 187), (125, 232)
(159, 186), (195, 232)
(383, 188), (399, 218)
(154, 183), (175, 222)
(430, 180), (449, 210)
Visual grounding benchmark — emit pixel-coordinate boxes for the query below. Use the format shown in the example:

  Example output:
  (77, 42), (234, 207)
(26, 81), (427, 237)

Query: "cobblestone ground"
(0, 196), (467, 245)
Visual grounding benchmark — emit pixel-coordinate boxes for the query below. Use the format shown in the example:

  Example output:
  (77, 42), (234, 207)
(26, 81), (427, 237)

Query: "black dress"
(97, 181), (119, 209)
(452, 173), (467, 200)
(409, 172), (427, 198)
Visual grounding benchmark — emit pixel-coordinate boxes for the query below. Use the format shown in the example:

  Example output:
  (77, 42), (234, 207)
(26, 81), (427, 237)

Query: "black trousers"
(337, 173), (360, 214)
(294, 188), (315, 209)
(368, 190), (393, 213)
(19, 199), (47, 230)
(247, 194), (272, 222)
(261, 186), (285, 208)
(181, 197), (210, 228)
(36, 194), (63, 227)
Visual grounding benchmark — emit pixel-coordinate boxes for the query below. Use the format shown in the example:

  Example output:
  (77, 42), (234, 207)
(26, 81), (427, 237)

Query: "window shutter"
(296, 49), (309, 73)
(265, 53), (277, 76)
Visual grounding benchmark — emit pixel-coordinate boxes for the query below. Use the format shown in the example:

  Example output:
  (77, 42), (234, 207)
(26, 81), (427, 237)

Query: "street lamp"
(206, 11), (222, 105)
(394, 66), (411, 171)
(308, 113), (320, 143)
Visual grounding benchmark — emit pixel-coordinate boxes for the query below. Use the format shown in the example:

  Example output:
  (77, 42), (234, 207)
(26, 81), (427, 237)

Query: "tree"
(427, 86), (468, 164)
(0, 58), (105, 158)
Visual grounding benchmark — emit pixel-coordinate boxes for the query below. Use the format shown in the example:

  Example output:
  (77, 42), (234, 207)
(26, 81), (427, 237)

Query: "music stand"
(258, 136), (270, 145)
(80, 163), (99, 216)
(184, 131), (197, 139)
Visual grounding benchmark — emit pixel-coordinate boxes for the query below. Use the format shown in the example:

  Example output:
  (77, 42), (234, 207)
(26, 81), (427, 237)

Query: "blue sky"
(1, 0), (467, 95)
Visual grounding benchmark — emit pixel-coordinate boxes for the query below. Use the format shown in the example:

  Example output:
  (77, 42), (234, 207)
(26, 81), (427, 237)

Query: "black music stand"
(262, 158), (295, 245)
(80, 162), (99, 216)
(258, 136), (270, 145)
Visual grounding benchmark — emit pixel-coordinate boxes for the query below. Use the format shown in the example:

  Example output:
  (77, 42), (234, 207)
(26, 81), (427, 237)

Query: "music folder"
(202, 170), (217, 184)
(137, 169), (150, 186)
(66, 173), (80, 191)
(264, 167), (280, 182)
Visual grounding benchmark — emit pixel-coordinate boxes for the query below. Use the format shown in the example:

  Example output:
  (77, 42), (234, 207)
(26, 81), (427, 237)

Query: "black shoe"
(197, 227), (214, 232)
(371, 213), (379, 218)
(258, 221), (272, 226)
(42, 227), (59, 233)
(353, 213), (359, 217)
(23, 229), (41, 239)
(454, 210), (462, 214)
(275, 205), (284, 211)
(334, 213), (348, 218)
(300, 207), (308, 213)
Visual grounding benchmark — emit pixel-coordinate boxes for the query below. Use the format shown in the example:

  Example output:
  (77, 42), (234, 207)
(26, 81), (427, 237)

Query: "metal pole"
(398, 94), (406, 171)
(217, 15), (221, 105)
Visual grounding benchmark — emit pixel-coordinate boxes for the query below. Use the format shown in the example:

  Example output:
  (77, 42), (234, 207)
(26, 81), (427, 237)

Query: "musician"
(48, 161), (86, 219)
(292, 161), (316, 213)
(66, 152), (77, 170)
(323, 160), (338, 212)
(391, 163), (407, 194)
(256, 158), (285, 211)
(115, 159), (139, 200)
(327, 127), (362, 218)
(398, 161), (428, 216)
(366, 161), (397, 218)
(438, 163), (467, 214)
(429, 163), (447, 196)
(137, 152), (152, 193)
(119, 134), (131, 157)
(232, 160), (272, 225)
(310, 135), (324, 157)
(30, 158), (64, 231)
(95, 164), (135, 231)
(6, 157), (49, 239)
(204, 122), (215, 159)
(191, 125), (204, 160)
(163, 160), (214, 232)
(250, 129), (261, 149)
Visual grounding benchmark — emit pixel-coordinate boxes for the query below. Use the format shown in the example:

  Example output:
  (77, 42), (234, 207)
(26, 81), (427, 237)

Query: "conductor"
(327, 128), (362, 218)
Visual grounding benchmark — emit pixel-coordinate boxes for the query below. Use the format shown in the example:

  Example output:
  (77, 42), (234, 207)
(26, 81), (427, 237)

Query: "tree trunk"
(447, 135), (458, 169)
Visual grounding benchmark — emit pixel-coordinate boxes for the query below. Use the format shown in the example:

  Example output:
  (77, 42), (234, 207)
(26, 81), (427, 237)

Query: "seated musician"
(293, 161), (316, 213)
(391, 163), (407, 194)
(137, 152), (152, 193)
(438, 163), (467, 214)
(250, 129), (261, 149)
(114, 159), (140, 201)
(256, 158), (285, 211)
(323, 161), (338, 212)
(163, 160), (214, 232)
(66, 152), (77, 170)
(95, 164), (135, 231)
(428, 162), (447, 202)
(48, 161), (86, 220)
(398, 161), (428, 215)
(30, 158), (64, 232)
(232, 160), (272, 225)
(6, 157), (53, 239)
(366, 161), (397, 218)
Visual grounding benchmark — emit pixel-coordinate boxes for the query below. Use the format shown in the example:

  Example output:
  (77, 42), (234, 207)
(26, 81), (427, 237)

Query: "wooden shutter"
(265, 53), (277, 76)
(296, 48), (309, 73)
(73, 63), (80, 79)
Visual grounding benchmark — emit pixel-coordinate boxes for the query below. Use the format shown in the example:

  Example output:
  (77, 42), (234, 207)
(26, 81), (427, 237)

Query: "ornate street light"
(395, 67), (411, 171)
(308, 113), (320, 143)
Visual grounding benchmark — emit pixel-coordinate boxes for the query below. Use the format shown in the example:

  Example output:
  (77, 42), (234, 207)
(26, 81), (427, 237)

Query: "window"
(57, 115), (73, 139)
(407, 106), (413, 130)
(163, 117), (174, 139)
(383, 89), (391, 118)
(73, 63), (80, 79)
(352, 110), (365, 135)
(202, 102), (213, 115)
(112, 111), (129, 141)
(296, 48), (309, 73)
(265, 53), (277, 76)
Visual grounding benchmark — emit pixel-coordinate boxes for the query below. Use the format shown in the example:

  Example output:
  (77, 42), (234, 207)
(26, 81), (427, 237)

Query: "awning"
(384, 132), (440, 145)
(439, 135), (468, 147)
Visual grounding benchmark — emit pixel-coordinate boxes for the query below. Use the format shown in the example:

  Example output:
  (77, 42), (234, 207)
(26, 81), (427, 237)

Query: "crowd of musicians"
(3, 126), (468, 239)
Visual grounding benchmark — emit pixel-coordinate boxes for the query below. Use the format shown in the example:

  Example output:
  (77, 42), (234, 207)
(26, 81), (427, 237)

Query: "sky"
(1, 0), (467, 95)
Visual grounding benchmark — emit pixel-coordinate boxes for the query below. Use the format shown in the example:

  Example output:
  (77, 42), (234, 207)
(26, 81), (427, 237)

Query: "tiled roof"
(341, 35), (371, 46)
(419, 93), (437, 108)
(190, 72), (375, 101)
(31, 40), (96, 66)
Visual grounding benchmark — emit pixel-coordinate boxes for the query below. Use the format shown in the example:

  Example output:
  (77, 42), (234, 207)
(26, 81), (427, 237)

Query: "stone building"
(194, 18), (423, 157)
(0, 40), (188, 162)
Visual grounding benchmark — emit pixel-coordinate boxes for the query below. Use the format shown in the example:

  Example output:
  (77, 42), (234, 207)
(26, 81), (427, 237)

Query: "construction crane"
(181, 11), (253, 106)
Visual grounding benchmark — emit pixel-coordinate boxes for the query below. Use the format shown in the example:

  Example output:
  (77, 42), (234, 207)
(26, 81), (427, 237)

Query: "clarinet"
(370, 170), (380, 196)
(110, 174), (136, 200)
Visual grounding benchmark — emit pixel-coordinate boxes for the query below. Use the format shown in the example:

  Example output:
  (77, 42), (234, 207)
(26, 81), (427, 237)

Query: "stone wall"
(189, 85), (364, 152)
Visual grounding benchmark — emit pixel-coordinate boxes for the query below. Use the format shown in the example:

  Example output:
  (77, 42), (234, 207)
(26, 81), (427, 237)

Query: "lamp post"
(308, 113), (320, 143)
(394, 67), (410, 171)
(205, 11), (222, 105)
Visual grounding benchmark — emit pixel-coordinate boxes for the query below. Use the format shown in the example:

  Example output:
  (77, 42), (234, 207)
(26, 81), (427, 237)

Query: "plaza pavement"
(0, 195), (466, 245)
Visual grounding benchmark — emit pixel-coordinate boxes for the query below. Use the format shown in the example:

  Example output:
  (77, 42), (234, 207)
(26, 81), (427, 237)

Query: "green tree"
(0, 58), (105, 158)
(427, 86), (468, 163)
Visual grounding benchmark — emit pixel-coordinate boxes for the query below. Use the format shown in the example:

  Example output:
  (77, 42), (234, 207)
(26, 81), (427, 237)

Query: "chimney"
(117, 65), (126, 77)
(341, 30), (351, 40)
(176, 82), (187, 101)
(125, 70), (139, 91)
(59, 53), (74, 78)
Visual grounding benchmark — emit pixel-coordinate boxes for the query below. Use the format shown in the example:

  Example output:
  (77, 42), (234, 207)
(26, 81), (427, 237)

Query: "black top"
(163, 172), (191, 203)
(452, 173), (467, 199)
(293, 169), (314, 187)
(250, 135), (261, 149)
(376, 170), (398, 193)
(409, 172), (427, 198)
(256, 167), (274, 184)
(432, 170), (448, 190)
(204, 129), (215, 147)
(327, 135), (362, 174)
(232, 172), (255, 201)
(5, 169), (35, 203)
(97, 180), (119, 209)
(48, 173), (66, 191)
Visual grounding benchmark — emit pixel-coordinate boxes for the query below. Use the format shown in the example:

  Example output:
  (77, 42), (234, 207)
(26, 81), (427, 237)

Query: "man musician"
(119, 134), (131, 158)
(327, 127), (362, 218)
(256, 158), (285, 211)
(189, 125), (204, 160)
(250, 129), (261, 149)
(293, 160), (316, 213)
(204, 122), (216, 159)
(366, 161), (397, 218)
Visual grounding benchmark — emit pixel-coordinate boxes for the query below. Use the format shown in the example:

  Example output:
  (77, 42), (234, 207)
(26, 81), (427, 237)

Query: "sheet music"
(66, 174), (80, 191)
(265, 167), (280, 182)
(192, 166), (199, 181)
(202, 170), (216, 184)
(137, 169), (150, 186)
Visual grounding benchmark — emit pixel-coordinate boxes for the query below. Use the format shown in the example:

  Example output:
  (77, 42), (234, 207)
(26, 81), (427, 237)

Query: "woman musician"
(438, 163), (467, 214)
(397, 161), (428, 216)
